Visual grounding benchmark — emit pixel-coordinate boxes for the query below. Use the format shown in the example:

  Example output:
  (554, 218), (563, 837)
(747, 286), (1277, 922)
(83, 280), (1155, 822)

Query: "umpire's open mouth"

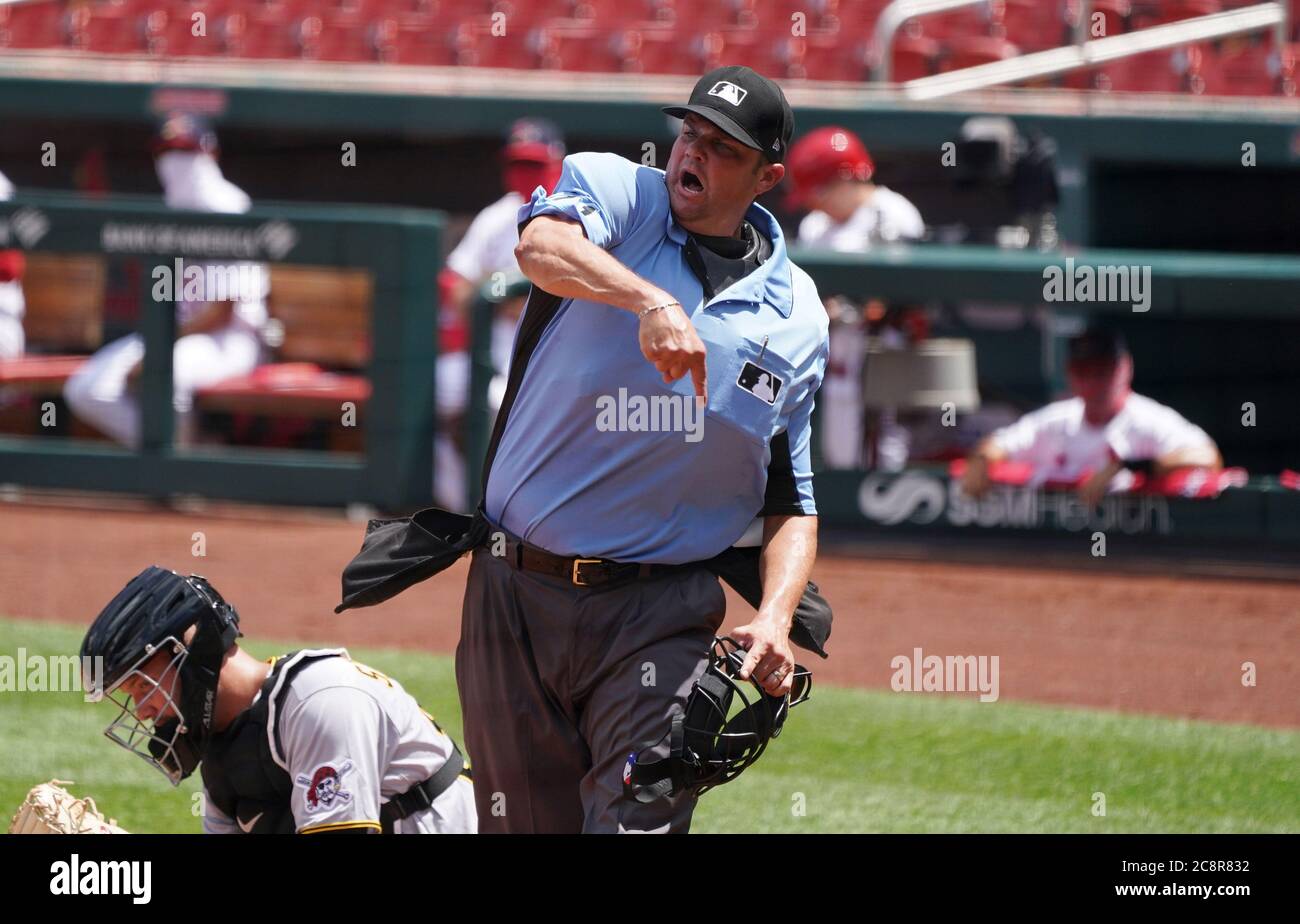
(680, 170), (705, 197)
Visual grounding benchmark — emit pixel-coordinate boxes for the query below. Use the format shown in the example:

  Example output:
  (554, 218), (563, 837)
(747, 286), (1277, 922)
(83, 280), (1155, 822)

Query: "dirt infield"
(2, 496), (1296, 728)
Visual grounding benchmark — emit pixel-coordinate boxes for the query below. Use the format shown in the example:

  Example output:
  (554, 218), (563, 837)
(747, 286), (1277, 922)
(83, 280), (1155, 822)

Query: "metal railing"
(874, 0), (994, 82)
(873, 0), (1291, 98)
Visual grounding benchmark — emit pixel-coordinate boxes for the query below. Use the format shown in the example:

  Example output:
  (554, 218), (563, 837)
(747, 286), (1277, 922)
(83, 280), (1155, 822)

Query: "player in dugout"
(962, 325), (1222, 507)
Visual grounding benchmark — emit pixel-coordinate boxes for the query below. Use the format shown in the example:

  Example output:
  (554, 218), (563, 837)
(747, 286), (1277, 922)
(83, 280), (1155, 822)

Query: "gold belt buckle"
(571, 558), (602, 586)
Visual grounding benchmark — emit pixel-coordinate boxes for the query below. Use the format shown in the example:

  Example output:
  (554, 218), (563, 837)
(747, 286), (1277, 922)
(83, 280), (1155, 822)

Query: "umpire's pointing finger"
(690, 354), (707, 401)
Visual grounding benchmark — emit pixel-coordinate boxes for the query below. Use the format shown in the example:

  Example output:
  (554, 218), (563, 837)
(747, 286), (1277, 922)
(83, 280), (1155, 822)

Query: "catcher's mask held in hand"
(623, 637), (811, 803)
(81, 566), (241, 785)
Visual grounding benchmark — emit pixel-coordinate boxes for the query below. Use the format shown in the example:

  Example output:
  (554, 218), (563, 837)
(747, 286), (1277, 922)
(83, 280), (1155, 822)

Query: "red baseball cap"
(503, 118), (565, 165)
(152, 112), (219, 157)
(785, 125), (874, 209)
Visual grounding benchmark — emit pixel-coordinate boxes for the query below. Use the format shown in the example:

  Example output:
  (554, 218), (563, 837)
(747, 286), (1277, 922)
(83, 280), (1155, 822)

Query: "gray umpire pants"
(455, 536), (726, 834)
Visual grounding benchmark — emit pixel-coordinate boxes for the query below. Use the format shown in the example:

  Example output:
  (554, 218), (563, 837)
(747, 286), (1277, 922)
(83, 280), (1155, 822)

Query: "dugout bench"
(0, 193), (446, 509)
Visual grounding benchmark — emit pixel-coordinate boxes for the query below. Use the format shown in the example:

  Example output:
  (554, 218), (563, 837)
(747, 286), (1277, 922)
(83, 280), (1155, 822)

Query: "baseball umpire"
(452, 64), (829, 833)
(81, 566), (476, 834)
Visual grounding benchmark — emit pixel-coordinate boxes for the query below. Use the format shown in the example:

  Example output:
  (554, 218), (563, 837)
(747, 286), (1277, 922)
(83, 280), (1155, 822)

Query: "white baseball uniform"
(445, 190), (524, 287)
(796, 186), (925, 251)
(0, 169), (24, 360)
(434, 191), (524, 510)
(63, 151), (267, 447)
(202, 649), (476, 835)
(988, 392), (1216, 491)
(797, 186), (925, 469)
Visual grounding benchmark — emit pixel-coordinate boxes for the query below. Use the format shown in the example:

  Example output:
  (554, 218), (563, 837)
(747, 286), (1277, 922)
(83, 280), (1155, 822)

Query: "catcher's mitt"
(7, 781), (128, 834)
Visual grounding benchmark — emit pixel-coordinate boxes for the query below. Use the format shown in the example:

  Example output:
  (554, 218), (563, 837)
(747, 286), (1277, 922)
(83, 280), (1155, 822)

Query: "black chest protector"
(200, 650), (338, 834)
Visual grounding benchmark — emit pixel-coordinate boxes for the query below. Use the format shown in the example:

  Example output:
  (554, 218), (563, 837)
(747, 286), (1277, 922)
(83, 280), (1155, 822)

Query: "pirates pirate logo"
(296, 759), (356, 813)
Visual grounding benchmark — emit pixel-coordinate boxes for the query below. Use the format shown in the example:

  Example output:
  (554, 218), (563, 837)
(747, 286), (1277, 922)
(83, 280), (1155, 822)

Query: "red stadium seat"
(769, 33), (808, 79)
(604, 26), (645, 71)
(1067, 0), (1130, 40)
(242, 0), (321, 26)
(784, 28), (863, 81)
(469, 0), (562, 36)
(390, 18), (453, 64)
(235, 14), (321, 60)
(1094, 44), (1207, 92)
(1201, 36), (1297, 96)
(160, 7), (233, 57)
(920, 6), (1001, 41)
(890, 33), (940, 80)
(580, 0), (677, 27)
(700, 0), (761, 29)
(733, 0), (764, 30)
(940, 35), (1021, 72)
(532, 23), (615, 71)
(0, 0), (65, 49)
(709, 26), (779, 72)
(403, 0), (448, 15)
(156, 2), (243, 46)
(455, 15), (532, 67)
(66, 5), (144, 54)
(315, 21), (381, 61)
(18, 0), (1275, 88)
(213, 11), (253, 56)
(1130, 0), (1221, 31)
(371, 17), (401, 61)
(442, 19), (482, 65)
(768, 0), (847, 34)
(626, 24), (705, 75)
(848, 0), (897, 32)
(739, 0), (833, 37)
(1000, 0), (1070, 51)
(319, 0), (415, 23)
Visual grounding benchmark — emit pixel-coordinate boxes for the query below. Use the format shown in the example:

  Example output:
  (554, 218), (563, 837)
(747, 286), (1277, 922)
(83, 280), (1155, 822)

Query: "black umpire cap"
(664, 65), (795, 164)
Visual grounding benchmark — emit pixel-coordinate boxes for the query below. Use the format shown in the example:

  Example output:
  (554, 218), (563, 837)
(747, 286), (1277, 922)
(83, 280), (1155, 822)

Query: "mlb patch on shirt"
(737, 361), (783, 405)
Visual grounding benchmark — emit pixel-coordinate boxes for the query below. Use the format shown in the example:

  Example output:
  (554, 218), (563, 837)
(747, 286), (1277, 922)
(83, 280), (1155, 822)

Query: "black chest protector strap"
(379, 745), (467, 834)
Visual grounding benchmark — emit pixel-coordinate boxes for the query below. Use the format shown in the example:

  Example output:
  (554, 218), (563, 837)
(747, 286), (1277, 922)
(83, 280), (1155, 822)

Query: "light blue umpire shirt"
(484, 151), (830, 565)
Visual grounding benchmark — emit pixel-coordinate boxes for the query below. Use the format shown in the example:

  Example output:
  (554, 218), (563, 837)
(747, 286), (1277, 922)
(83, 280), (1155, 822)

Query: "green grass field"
(2, 616), (1296, 834)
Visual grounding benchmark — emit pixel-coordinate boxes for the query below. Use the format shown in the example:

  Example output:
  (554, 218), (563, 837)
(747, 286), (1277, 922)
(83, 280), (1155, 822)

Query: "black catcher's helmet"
(623, 637), (811, 803)
(81, 566), (241, 785)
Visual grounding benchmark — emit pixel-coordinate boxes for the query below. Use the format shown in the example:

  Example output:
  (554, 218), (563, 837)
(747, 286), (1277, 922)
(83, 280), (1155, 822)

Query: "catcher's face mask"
(623, 637), (811, 804)
(97, 636), (194, 786)
(83, 569), (241, 786)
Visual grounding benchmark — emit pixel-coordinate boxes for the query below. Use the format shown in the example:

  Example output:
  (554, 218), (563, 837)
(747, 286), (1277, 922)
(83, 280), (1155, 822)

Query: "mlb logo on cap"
(663, 66), (794, 163)
(708, 81), (748, 107)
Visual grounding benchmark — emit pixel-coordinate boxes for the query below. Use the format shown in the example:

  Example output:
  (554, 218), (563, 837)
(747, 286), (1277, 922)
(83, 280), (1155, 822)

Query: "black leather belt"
(379, 746), (467, 834)
(502, 536), (684, 587)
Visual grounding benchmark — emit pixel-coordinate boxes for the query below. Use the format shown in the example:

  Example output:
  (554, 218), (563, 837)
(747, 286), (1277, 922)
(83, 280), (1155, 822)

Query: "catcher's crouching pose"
(81, 566), (476, 834)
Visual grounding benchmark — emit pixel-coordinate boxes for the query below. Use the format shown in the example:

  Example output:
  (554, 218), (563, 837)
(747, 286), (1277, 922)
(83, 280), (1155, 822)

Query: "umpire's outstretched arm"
(516, 214), (708, 399)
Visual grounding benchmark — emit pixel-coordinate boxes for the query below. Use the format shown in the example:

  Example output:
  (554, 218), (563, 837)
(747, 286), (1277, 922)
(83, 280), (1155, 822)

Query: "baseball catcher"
(80, 565), (476, 834)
